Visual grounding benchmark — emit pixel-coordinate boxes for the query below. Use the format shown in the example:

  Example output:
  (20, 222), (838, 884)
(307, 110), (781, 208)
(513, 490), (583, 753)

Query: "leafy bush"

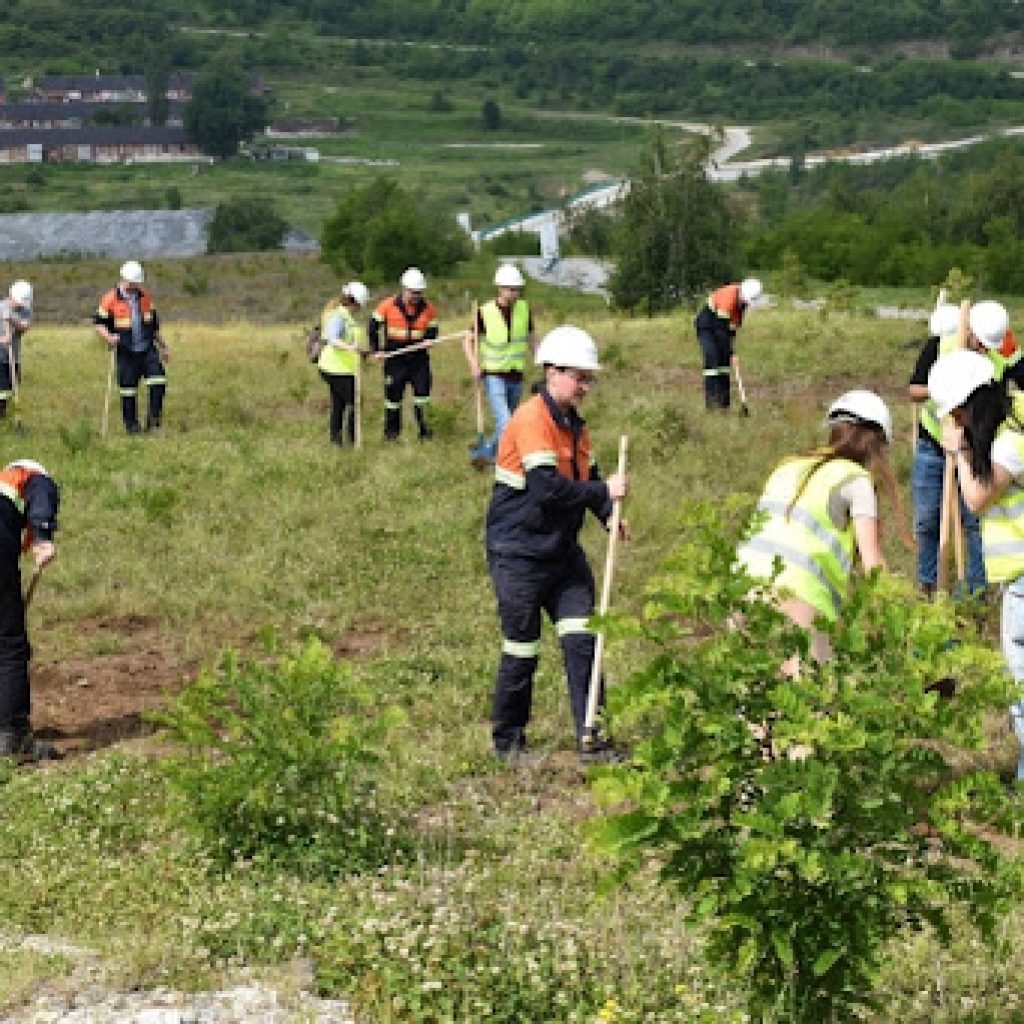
(320, 177), (470, 284)
(206, 198), (287, 254)
(153, 637), (405, 877)
(593, 501), (1024, 1023)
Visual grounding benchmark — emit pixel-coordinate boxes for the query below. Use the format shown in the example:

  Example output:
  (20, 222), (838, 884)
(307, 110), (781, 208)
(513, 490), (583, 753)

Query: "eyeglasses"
(557, 367), (596, 386)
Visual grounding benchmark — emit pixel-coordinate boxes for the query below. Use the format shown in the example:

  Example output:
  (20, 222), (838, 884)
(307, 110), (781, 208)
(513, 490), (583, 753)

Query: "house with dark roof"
(36, 73), (196, 102)
(0, 100), (185, 130)
(0, 126), (201, 164)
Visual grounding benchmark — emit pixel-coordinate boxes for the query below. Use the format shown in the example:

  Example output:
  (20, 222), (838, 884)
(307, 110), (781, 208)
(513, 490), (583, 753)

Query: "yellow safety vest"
(920, 335), (1019, 443)
(737, 455), (870, 623)
(981, 411), (1024, 583)
(317, 303), (362, 376)
(479, 299), (530, 374)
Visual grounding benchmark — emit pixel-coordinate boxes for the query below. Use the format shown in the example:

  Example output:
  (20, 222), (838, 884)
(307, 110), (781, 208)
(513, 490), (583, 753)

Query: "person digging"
(484, 325), (628, 765)
(0, 459), (60, 762)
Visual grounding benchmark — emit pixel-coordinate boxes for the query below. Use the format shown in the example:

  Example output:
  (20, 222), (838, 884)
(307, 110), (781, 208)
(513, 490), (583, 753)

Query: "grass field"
(1, 267), (1023, 1021)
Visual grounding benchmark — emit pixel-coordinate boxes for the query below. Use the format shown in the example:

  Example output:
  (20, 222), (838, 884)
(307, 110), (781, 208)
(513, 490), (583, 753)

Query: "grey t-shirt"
(127, 290), (148, 353)
(0, 298), (31, 365)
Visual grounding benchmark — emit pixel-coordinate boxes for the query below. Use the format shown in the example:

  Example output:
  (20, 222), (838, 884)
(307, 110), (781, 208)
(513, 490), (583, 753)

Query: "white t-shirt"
(827, 475), (878, 530)
(992, 433), (1024, 480)
(0, 298), (30, 365)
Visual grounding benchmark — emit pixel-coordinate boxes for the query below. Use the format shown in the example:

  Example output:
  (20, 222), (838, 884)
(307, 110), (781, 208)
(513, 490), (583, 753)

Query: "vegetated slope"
(1, 0), (1021, 73)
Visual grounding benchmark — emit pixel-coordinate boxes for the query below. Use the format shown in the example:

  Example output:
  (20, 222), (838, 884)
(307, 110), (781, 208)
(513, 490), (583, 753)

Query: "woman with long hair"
(927, 348), (1024, 780)
(737, 390), (909, 667)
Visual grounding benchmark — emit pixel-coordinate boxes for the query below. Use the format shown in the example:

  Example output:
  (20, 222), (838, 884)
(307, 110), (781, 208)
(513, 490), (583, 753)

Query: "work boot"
(578, 736), (626, 766)
(0, 729), (60, 763)
(145, 416), (162, 433)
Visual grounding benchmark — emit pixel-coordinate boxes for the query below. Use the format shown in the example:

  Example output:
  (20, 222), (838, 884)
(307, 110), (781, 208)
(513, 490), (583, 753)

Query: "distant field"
(0, 77), (657, 239)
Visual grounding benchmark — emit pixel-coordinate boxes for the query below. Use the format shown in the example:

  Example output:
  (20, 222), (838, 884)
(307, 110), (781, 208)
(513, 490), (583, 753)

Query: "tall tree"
(610, 130), (738, 315)
(184, 64), (267, 160)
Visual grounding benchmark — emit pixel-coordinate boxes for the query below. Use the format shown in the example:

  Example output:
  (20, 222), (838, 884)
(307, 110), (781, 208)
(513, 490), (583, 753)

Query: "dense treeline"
(0, 1), (1020, 145)
(187, 0), (1022, 50)
(742, 140), (1024, 292)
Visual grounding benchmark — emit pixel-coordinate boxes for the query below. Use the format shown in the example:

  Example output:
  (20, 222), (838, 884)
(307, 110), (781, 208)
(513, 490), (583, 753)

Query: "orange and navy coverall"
(484, 389), (613, 754)
(0, 460), (58, 737)
(369, 294), (438, 439)
(694, 282), (746, 409)
(93, 285), (166, 433)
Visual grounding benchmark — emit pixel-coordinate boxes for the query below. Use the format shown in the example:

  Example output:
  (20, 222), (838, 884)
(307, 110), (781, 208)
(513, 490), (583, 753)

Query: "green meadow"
(1, 258), (1023, 1021)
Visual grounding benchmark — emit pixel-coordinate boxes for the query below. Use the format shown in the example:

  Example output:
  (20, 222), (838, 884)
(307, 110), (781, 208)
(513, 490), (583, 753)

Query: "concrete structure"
(0, 209), (318, 261)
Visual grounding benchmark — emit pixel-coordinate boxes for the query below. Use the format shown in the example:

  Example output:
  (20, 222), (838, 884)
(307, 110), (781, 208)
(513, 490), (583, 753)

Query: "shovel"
(734, 358), (750, 417)
(8, 351), (24, 432)
(581, 435), (629, 751)
(468, 301), (491, 468)
(101, 345), (115, 438)
(23, 565), (41, 609)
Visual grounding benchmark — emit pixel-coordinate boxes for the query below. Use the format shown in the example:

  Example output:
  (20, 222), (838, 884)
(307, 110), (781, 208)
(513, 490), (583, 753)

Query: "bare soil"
(30, 615), (195, 757)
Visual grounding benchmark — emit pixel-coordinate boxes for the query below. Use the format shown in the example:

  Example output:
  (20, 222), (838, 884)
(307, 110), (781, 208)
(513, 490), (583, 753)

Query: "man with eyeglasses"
(485, 325), (628, 765)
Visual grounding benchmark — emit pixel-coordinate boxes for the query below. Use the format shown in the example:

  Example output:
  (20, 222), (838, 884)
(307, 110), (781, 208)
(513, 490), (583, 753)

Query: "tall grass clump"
(154, 636), (406, 877)
(593, 500), (1024, 1023)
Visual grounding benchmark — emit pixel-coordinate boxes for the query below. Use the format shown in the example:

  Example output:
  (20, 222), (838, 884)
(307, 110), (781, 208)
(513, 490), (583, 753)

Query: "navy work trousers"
(488, 546), (603, 753)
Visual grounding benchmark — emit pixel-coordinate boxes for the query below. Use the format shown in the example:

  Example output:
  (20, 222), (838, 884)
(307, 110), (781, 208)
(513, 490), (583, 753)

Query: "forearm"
(526, 465), (609, 515)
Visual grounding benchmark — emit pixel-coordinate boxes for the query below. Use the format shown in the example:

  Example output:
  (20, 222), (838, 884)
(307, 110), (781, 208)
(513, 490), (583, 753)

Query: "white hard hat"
(535, 325), (601, 372)
(5, 458), (49, 476)
(400, 267), (427, 291)
(969, 300), (1009, 350)
(929, 303), (960, 339)
(120, 260), (145, 285)
(739, 278), (763, 304)
(342, 281), (370, 307)
(826, 389), (893, 444)
(494, 263), (525, 288)
(8, 280), (32, 307)
(928, 350), (995, 418)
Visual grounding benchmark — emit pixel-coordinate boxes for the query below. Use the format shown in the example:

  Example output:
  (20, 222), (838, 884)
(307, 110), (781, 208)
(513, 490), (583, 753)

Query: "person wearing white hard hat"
(737, 389), (909, 667)
(462, 262), (537, 465)
(485, 325), (628, 765)
(317, 281), (371, 446)
(0, 458), (60, 762)
(0, 280), (33, 422)
(693, 277), (762, 410)
(928, 348), (1024, 780)
(369, 267), (438, 440)
(92, 260), (169, 434)
(907, 299), (1024, 596)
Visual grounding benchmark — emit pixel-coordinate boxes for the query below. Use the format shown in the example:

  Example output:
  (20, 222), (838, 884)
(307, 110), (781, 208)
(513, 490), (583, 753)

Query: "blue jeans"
(911, 437), (986, 592)
(1000, 580), (1024, 780)
(483, 375), (523, 455)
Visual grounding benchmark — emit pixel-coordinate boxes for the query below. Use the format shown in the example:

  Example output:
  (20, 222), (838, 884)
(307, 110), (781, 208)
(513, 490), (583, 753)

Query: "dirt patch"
(31, 616), (196, 758)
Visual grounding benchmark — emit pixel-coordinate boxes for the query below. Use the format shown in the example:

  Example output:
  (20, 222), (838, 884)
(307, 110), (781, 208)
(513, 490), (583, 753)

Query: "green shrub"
(152, 637), (405, 877)
(206, 198), (287, 255)
(592, 501), (1024, 1023)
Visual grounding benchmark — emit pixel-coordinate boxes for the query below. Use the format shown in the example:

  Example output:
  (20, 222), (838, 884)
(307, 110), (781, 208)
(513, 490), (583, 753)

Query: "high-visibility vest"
(737, 454), (870, 623)
(95, 287), (157, 334)
(982, 410), (1024, 583)
(707, 283), (743, 328)
(372, 295), (437, 350)
(317, 303), (361, 376)
(479, 299), (530, 374)
(921, 334), (1021, 443)
(0, 459), (46, 552)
